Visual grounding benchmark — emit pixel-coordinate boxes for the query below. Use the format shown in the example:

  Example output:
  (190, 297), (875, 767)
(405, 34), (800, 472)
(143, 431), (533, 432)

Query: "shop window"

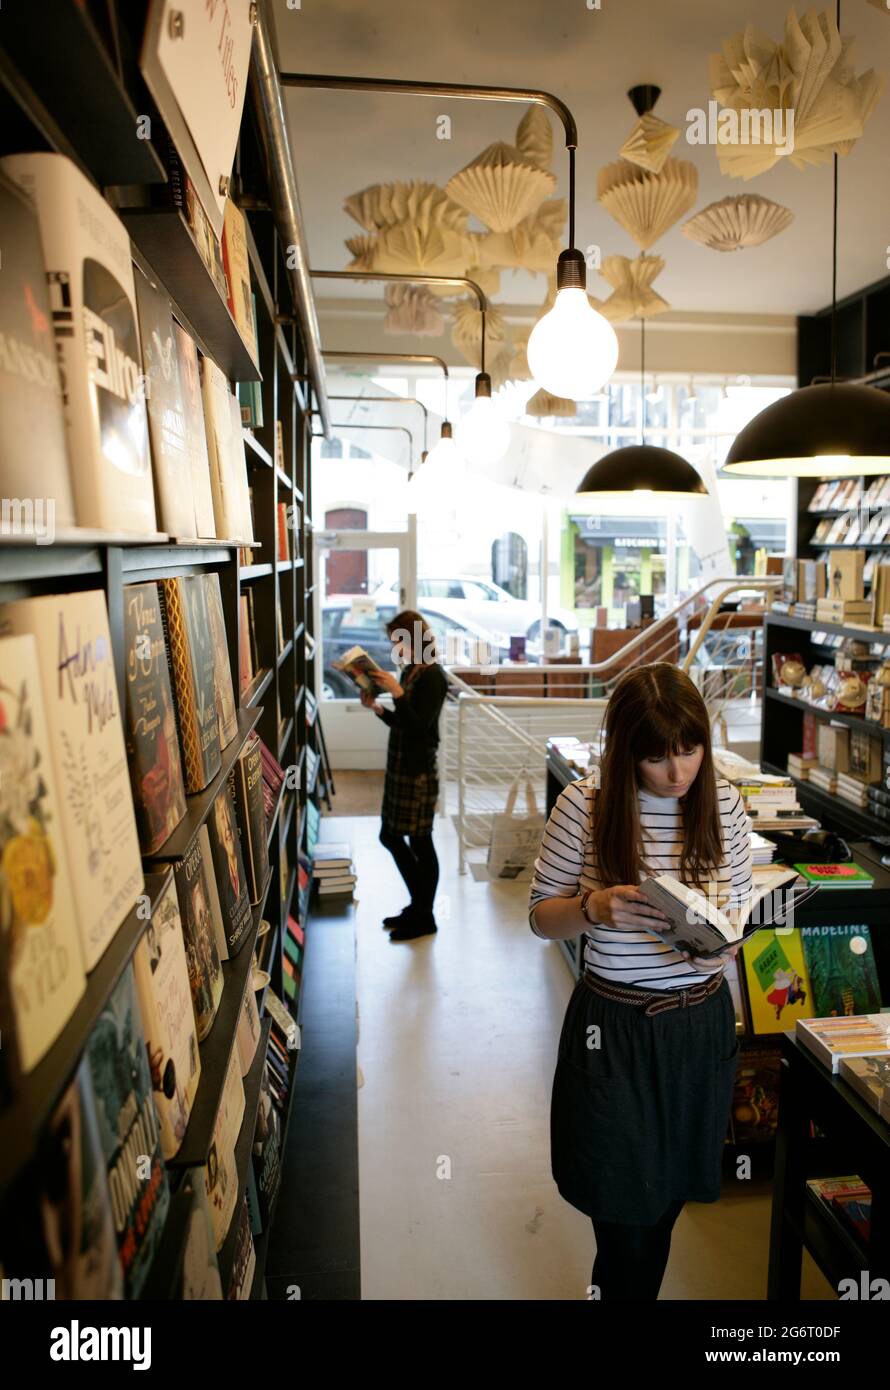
(491, 532), (528, 599)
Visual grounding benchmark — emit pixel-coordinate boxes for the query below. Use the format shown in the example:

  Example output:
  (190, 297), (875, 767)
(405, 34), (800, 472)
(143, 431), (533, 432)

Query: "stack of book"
(796, 1014), (890, 1073)
(836, 770), (872, 809)
(736, 776), (813, 829)
(840, 1057), (890, 1122)
(258, 738), (286, 831)
(808, 764), (837, 794)
(806, 1176), (872, 1249)
(750, 831), (778, 865)
(787, 752), (818, 781)
(314, 841), (357, 900)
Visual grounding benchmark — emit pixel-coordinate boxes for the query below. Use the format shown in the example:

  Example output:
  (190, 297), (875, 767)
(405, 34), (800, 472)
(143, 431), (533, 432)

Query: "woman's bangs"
(631, 703), (706, 760)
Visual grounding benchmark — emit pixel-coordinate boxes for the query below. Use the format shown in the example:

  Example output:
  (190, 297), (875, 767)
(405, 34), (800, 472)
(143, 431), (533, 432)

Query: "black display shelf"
(244, 667), (275, 710)
(243, 431), (274, 468)
(278, 717), (295, 762)
(818, 542), (890, 551)
(119, 208), (261, 383)
(798, 1189), (870, 1288)
(217, 1019), (272, 1295)
(294, 559), (305, 571)
(276, 465), (293, 493)
(241, 563), (274, 580)
(277, 559), (295, 573)
(267, 779), (287, 851)
(765, 687), (890, 741)
(249, 1046), (300, 1301)
(284, 868), (297, 922)
(764, 761), (883, 840)
(278, 638), (294, 667)
(767, 610), (890, 646)
(0, 870), (172, 1194)
(1, 3), (167, 187)
(147, 709), (263, 862)
(282, 794), (296, 845)
(167, 868), (274, 1170)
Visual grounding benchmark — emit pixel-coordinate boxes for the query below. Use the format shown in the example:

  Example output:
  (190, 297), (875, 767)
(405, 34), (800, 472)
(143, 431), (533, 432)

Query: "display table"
(768, 1033), (890, 1300)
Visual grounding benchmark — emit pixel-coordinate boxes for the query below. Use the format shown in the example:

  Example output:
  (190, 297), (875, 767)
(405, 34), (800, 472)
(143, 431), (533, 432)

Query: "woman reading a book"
(360, 610), (448, 941)
(529, 663), (752, 1300)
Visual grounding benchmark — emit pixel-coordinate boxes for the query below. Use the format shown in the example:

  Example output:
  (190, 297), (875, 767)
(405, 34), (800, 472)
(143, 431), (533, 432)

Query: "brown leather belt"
(581, 967), (725, 1018)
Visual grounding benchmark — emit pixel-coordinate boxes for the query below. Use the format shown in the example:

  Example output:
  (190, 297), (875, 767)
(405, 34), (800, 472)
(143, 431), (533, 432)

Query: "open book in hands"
(332, 645), (388, 695)
(636, 867), (817, 958)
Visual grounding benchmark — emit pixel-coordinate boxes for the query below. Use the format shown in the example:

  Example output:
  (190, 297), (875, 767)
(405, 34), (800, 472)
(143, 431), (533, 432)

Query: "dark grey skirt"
(550, 974), (739, 1225)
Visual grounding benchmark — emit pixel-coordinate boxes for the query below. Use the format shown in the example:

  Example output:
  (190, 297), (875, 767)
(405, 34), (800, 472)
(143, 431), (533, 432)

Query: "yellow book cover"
(742, 927), (818, 1034)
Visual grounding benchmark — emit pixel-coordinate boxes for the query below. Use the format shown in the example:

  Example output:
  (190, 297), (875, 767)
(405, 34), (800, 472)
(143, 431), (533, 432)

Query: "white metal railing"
(440, 576), (779, 873)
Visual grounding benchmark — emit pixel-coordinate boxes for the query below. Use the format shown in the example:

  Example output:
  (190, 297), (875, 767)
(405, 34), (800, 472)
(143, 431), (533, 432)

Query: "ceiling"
(273, 0), (890, 324)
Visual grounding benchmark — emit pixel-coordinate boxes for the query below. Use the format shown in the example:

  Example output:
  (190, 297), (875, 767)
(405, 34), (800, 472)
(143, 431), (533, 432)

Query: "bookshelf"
(0, 2), (326, 1302)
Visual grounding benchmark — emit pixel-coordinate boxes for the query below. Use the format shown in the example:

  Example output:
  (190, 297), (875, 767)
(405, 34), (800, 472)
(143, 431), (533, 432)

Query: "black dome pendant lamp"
(724, 0), (890, 478)
(576, 316), (707, 496)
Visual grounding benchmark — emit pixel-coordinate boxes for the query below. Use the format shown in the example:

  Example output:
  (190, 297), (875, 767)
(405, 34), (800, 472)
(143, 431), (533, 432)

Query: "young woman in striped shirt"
(529, 663), (752, 1301)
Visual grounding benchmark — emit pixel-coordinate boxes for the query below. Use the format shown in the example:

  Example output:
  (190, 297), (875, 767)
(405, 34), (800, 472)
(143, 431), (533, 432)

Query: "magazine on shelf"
(636, 867), (817, 958)
(332, 645), (388, 694)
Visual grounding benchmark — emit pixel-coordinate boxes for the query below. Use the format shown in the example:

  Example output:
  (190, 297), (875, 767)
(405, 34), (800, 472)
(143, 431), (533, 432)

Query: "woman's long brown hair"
(592, 663), (722, 890)
(385, 609), (437, 663)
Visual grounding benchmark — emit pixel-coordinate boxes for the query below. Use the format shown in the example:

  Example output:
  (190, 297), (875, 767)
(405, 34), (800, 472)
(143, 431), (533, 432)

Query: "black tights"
(589, 1199), (685, 1301)
(379, 827), (439, 914)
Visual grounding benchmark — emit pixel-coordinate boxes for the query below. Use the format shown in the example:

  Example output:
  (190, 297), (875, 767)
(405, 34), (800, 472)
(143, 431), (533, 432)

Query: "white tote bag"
(487, 774), (546, 881)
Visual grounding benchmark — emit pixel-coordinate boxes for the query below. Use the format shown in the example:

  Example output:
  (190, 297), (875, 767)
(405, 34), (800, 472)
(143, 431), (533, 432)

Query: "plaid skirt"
(381, 742), (438, 835)
(550, 975), (739, 1224)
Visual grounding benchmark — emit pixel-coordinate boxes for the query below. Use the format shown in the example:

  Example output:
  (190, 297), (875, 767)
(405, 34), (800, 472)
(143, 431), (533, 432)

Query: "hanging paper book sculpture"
(619, 112), (680, 175)
(597, 158), (699, 251)
(383, 283), (444, 336)
(709, 8), (884, 179)
(515, 104), (553, 170)
(683, 194), (794, 252)
(445, 141), (556, 233)
(526, 388), (577, 418)
(598, 253), (670, 321)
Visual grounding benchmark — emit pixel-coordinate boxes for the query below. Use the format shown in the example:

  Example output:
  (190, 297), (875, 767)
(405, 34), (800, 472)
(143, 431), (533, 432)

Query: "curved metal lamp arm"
(315, 350), (450, 420)
(281, 72), (579, 246)
(327, 395), (429, 454)
(311, 267), (488, 372)
(312, 417), (416, 466)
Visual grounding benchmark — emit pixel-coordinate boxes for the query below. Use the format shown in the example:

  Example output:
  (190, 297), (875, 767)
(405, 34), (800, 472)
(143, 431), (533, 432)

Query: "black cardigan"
(377, 662), (448, 772)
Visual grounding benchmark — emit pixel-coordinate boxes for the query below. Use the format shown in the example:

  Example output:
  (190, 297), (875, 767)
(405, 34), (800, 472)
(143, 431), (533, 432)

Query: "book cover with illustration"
(204, 1045), (245, 1251)
(232, 733), (270, 905)
(158, 575), (222, 792)
(741, 927), (817, 1034)
(86, 964), (170, 1298)
(134, 269), (196, 538)
(34, 1059), (123, 1299)
(179, 1168), (223, 1299)
(123, 582), (187, 854)
(0, 152), (156, 533)
(728, 1037), (782, 1145)
(132, 872), (201, 1160)
(0, 590), (144, 970)
(174, 322), (216, 538)
(202, 572), (238, 748)
(800, 923), (882, 1018)
(172, 834), (223, 1040)
(0, 634), (85, 1072)
(204, 782), (252, 957)
(0, 170), (75, 529)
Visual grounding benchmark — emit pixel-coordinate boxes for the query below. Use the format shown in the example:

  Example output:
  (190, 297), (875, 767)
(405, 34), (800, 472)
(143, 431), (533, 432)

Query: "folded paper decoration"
(344, 234), (377, 271)
(515, 104), (553, 171)
(374, 222), (471, 276)
(598, 253), (670, 321)
(597, 157), (699, 250)
(709, 8), (884, 179)
(383, 283), (444, 336)
(445, 141), (556, 233)
(526, 388), (577, 418)
(450, 299), (507, 368)
(344, 180), (468, 233)
(683, 194), (794, 251)
(619, 113), (680, 174)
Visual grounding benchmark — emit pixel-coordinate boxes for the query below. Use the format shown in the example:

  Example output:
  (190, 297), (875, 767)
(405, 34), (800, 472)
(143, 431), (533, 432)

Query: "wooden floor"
(323, 770), (384, 818)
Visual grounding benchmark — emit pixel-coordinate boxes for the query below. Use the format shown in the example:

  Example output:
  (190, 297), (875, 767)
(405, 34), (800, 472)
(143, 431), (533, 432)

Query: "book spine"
(158, 579), (204, 793)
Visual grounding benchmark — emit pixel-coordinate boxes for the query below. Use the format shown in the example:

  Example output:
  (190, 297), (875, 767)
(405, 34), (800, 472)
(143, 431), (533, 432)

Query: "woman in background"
(362, 610), (448, 942)
(529, 663), (752, 1300)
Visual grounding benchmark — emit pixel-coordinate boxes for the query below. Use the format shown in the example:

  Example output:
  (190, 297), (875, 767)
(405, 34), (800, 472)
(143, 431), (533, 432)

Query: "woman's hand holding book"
(590, 886), (669, 931)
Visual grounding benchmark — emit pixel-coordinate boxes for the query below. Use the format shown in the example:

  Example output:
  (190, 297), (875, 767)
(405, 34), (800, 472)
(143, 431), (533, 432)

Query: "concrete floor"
(344, 811), (836, 1301)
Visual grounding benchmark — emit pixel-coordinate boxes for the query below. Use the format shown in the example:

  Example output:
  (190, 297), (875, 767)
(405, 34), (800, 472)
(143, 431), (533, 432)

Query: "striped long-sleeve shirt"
(528, 775), (754, 990)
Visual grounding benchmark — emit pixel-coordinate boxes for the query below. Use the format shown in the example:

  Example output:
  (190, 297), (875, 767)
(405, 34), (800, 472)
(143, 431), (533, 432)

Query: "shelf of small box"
(0, 870), (172, 1196)
(764, 687), (890, 742)
(763, 760), (884, 841)
(217, 1018), (272, 1295)
(767, 611), (890, 647)
(165, 868), (274, 1171)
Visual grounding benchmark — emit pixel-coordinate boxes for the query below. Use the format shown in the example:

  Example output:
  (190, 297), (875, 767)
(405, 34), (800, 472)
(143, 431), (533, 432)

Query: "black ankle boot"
(389, 911), (437, 942)
(383, 906), (414, 930)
